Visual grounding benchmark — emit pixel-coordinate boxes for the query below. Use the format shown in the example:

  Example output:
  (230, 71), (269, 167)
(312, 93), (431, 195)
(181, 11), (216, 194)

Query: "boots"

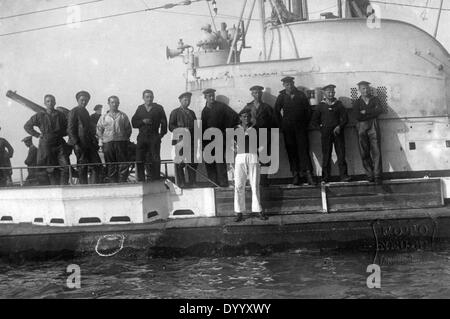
(292, 172), (301, 185)
(256, 211), (268, 221)
(305, 170), (315, 186)
(234, 213), (245, 222)
(260, 174), (269, 187)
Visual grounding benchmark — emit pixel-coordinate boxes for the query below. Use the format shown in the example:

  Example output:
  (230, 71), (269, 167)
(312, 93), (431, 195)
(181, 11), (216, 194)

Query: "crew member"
(132, 89), (167, 182)
(169, 92), (198, 187)
(68, 91), (102, 184)
(233, 109), (267, 222)
(90, 104), (103, 133)
(240, 85), (275, 186)
(353, 81), (384, 184)
(22, 136), (38, 185)
(274, 76), (314, 185)
(24, 94), (70, 185)
(0, 127), (14, 187)
(201, 88), (239, 187)
(311, 84), (350, 183)
(96, 96), (132, 183)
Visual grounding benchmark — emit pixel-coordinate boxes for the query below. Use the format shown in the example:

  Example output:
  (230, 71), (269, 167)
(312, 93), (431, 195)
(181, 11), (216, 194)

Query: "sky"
(0, 0), (449, 174)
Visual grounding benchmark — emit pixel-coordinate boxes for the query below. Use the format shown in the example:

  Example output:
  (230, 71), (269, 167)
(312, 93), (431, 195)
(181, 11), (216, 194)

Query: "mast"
(259, 0), (266, 61)
(433, 0), (444, 38)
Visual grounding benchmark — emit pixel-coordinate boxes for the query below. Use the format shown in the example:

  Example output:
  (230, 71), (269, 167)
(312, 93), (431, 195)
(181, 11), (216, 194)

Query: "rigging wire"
(0, 0), (204, 38)
(2, 0), (449, 38)
(0, 0), (105, 20)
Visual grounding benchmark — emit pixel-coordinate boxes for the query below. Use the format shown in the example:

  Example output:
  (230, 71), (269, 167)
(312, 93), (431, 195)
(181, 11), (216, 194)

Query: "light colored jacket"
(97, 111), (132, 143)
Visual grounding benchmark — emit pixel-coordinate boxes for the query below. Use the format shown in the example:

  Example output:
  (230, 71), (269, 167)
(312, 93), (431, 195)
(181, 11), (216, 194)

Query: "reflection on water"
(1, 247), (450, 298)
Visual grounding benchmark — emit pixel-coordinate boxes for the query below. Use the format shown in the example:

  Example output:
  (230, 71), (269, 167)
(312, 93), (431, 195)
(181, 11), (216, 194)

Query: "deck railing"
(0, 160), (221, 187)
(0, 160), (175, 186)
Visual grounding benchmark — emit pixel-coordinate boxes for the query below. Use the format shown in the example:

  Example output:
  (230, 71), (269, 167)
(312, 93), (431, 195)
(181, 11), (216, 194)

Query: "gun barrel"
(6, 90), (46, 113)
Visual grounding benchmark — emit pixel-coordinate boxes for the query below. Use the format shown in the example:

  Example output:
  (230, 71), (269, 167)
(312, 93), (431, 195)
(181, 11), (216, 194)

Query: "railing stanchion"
(69, 164), (73, 185)
(19, 168), (24, 186)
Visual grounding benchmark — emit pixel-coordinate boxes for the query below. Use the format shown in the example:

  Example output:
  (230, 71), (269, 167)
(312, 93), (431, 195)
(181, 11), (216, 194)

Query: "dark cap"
(322, 84), (336, 91)
(249, 85), (264, 91)
(76, 90), (91, 100)
(21, 136), (32, 143)
(357, 81), (371, 87)
(94, 104), (103, 111)
(239, 108), (252, 116)
(281, 76), (295, 83)
(202, 88), (216, 95)
(178, 92), (192, 100)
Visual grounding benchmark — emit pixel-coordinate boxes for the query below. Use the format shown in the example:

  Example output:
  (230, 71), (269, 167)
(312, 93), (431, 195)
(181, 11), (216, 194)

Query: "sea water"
(1, 246), (450, 298)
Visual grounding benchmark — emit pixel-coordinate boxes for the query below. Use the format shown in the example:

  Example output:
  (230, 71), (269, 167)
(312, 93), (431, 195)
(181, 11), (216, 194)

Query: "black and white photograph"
(0, 0), (450, 301)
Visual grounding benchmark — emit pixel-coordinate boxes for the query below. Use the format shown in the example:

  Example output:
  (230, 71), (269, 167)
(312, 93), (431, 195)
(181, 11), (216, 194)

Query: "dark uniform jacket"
(169, 107), (196, 144)
(353, 96), (384, 123)
(25, 145), (38, 167)
(274, 88), (311, 128)
(68, 106), (99, 149)
(0, 138), (13, 167)
(312, 99), (348, 130)
(132, 103), (168, 138)
(24, 110), (68, 145)
(240, 101), (275, 129)
(90, 113), (101, 133)
(201, 101), (239, 133)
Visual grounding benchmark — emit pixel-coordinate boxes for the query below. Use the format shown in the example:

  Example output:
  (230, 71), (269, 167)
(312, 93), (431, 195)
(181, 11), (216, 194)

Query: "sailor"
(201, 88), (240, 187)
(96, 96), (132, 183)
(353, 81), (384, 184)
(24, 94), (70, 185)
(22, 136), (38, 185)
(233, 109), (267, 222)
(311, 84), (350, 183)
(240, 85), (275, 186)
(274, 76), (315, 185)
(90, 104), (103, 133)
(131, 89), (167, 182)
(68, 91), (102, 184)
(169, 92), (198, 187)
(0, 127), (14, 187)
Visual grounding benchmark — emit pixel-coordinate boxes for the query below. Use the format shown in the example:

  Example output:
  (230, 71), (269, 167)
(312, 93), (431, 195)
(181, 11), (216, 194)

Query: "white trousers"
(234, 153), (262, 213)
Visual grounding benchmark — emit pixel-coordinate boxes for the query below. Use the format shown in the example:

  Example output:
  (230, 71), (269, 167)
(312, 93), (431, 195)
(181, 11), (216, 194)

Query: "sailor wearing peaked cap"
(353, 80), (384, 184)
(242, 84), (275, 187)
(75, 90), (91, 100)
(281, 76), (295, 83)
(249, 85), (264, 91)
(68, 89), (102, 184)
(202, 88), (216, 95)
(275, 75), (315, 185)
(178, 92), (192, 100)
(311, 84), (350, 183)
(322, 84), (336, 91)
(169, 91), (197, 187)
(201, 88), (239, 187)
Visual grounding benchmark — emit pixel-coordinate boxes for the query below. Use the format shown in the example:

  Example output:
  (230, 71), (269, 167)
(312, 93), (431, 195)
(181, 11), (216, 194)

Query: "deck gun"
(6, 90), (70, 116)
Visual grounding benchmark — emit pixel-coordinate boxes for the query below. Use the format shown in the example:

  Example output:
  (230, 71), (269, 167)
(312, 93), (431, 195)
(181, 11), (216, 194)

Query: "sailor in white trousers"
(234, 109), (268, 222)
